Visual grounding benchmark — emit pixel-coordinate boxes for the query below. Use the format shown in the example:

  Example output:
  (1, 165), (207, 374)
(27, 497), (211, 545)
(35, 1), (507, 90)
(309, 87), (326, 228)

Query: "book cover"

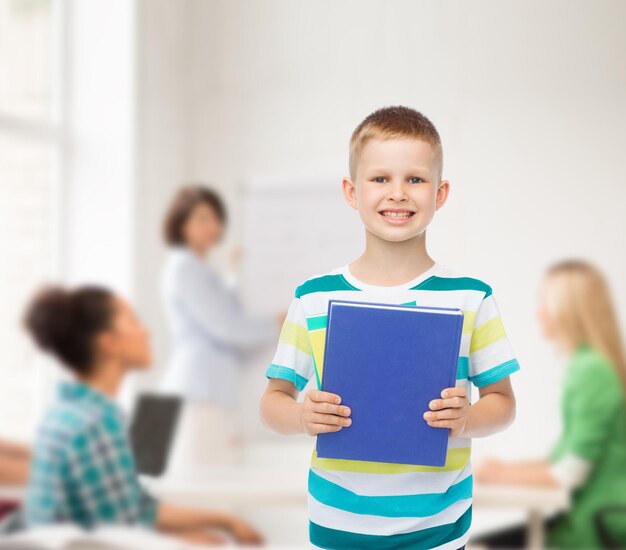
(316, 299), (464, 466)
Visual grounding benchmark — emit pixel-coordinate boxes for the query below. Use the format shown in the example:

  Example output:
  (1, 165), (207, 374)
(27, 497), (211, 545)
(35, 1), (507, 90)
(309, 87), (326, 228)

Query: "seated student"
(22, 284), (263, 546)
(472, 259), (626, 549)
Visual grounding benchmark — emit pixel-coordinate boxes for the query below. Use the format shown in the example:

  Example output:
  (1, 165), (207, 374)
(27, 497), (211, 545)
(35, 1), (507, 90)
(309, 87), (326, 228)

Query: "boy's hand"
(300, 390), (352, 436)
(423, 386), (470, 438)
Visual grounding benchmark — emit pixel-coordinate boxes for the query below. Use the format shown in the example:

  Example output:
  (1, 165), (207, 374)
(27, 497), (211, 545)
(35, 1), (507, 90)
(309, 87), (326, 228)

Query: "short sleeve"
(562, 361), (623, 463)
(265, 295), (315, 391)
(548, 452), (593, 490)
(468, 291), (521, 388)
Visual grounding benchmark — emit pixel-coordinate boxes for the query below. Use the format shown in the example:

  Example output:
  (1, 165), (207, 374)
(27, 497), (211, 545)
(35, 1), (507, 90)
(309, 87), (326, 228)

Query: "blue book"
(316, 299), (464, 466)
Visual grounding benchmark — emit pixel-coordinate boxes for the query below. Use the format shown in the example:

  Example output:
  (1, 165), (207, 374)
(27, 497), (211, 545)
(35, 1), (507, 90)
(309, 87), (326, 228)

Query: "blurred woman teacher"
(160, 185), (282, 468)
(473, 259), (626, 549)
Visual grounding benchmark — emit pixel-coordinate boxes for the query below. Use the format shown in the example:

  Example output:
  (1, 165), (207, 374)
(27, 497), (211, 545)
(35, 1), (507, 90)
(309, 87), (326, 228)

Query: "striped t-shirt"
(265, 261), (521, 550)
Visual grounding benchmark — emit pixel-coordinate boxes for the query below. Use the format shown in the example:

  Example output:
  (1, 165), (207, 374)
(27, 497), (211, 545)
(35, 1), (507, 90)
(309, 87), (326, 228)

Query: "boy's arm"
(460, 376), (516, 438)
(259, 379), (351, 436)
(259, 379), (304, 435)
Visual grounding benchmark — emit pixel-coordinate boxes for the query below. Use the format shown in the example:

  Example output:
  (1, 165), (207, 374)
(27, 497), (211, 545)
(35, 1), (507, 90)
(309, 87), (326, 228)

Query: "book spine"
(441, 312), (465, 466)
(320, 300), (335, 391)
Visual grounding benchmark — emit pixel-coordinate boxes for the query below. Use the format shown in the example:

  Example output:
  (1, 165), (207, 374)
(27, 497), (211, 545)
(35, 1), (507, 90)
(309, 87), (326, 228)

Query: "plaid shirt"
(25, 381), (158, 529)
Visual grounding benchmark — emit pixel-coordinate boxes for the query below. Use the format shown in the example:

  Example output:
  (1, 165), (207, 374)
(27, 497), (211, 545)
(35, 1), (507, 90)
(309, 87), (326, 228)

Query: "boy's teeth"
(382, 211), (411, 218)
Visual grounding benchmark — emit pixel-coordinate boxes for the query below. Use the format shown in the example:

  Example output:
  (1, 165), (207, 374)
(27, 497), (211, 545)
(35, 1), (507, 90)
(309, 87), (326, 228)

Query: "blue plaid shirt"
(25, 381), (159, 529)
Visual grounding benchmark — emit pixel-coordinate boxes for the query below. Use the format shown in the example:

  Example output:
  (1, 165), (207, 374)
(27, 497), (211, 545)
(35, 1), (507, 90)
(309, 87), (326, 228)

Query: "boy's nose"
(388, 181), (409, 199)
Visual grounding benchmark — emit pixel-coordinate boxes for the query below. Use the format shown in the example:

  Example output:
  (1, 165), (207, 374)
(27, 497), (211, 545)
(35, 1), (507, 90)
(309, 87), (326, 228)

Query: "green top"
(546, 344), (626, 549)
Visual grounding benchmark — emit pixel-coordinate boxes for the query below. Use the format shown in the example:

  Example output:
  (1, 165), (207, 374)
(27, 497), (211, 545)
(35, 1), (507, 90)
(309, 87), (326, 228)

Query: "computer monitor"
(129, 394), (182, 477)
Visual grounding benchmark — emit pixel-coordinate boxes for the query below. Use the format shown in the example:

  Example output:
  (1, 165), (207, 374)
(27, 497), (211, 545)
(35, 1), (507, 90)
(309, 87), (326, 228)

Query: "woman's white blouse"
(159, 246), (277, 407)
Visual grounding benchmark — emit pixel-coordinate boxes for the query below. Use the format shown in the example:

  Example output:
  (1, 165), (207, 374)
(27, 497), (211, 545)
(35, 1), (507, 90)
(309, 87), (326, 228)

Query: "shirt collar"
(57, 379), (120, 416)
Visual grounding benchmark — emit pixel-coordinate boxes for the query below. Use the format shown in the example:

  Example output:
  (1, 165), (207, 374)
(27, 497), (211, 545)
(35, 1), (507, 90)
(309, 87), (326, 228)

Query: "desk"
(143, 470), (570, 549)
(141, 467), (307, 509)
(1, 476), (569, 549)
(473, 483), (570, 549)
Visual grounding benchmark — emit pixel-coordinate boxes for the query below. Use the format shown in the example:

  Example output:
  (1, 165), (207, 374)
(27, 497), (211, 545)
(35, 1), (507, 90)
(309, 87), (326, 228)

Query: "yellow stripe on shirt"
(279, 321), (312, 355)
(311, 447), (471, 474)
(470, 315), (506, 354)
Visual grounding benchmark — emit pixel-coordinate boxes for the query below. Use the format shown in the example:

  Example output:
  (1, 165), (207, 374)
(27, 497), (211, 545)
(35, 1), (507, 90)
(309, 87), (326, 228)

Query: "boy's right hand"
(299, 390), (352, 436)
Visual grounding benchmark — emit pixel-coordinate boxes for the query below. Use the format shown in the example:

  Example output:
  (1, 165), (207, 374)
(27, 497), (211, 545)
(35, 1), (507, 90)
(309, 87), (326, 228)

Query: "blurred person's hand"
(473, 457), (506, 483)
(176, 530), (229, 546)
(226, 515), (264, 545)
(228, 243), (243, 271)
(300, 390), (352, 435)
(157, 502), (262, 546)
(275, 309), (287, 327)
(0, 438), (32, 485)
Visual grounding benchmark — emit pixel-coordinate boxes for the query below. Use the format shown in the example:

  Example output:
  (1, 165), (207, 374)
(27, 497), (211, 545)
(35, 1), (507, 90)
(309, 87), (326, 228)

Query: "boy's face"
(343, 137), (449, 243)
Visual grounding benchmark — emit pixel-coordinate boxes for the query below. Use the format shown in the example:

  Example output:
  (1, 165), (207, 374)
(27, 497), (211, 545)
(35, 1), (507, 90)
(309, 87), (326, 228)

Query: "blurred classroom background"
(1, 0), (625, 548)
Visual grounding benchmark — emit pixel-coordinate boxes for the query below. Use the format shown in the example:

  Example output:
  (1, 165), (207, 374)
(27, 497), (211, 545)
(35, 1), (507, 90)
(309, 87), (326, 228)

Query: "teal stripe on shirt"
(469, 358), (520, 387)
(309, 469), (473, 517)
(296, 275), (361, 298)
(307, 315), (328, 331)
(456, 356), (469, 379)
(265, 364), (309, 391)
(310, 503), (472, 550)
(296, 274), (492, 299)
(414, 276), (492, 297)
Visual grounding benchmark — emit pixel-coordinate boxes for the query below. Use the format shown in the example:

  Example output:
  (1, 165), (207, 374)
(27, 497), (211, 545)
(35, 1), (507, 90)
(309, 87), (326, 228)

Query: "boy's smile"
(378, 207), (416, 225)
(343, 137), (449, 243)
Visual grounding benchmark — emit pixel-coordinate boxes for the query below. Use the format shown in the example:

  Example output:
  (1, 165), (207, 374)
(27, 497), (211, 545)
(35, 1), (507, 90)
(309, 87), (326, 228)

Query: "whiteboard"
(240, 175), (364, 312)
(239, 176), (363, 440)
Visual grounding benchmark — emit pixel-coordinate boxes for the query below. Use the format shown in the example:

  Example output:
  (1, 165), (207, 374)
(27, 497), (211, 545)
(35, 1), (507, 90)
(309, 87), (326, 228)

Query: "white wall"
(63, 0), (135, 294)
(130, 0), (192, 394)
(135, 0), (626, 461)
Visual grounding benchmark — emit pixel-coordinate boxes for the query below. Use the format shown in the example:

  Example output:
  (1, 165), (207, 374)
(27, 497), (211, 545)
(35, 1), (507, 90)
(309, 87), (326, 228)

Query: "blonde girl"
(473, 259), (626, 549)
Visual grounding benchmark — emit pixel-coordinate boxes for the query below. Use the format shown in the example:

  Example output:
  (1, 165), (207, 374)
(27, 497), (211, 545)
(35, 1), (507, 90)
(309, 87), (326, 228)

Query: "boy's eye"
(371, 176), (425, 184)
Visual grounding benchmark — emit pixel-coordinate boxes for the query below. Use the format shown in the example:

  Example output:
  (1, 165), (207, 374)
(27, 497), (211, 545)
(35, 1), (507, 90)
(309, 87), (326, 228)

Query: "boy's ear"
(435, 179), (450, 211)
(342, 177), (358, 210)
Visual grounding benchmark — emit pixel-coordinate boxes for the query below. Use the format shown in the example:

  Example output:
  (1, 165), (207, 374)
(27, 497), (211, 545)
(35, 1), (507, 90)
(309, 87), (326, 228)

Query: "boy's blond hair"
(349, 105), (443, 181)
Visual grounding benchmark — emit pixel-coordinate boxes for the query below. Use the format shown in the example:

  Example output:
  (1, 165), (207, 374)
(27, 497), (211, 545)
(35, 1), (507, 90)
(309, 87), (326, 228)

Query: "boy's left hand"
(423, 386), (470, 438)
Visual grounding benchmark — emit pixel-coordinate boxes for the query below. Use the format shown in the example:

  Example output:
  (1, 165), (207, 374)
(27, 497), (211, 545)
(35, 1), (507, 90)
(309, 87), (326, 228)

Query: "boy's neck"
(350, 230), (435, 286)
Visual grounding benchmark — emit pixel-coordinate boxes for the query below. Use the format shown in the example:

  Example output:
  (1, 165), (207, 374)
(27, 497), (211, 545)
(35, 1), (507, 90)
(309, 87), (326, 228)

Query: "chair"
(0, 505), (24, 535)
(594, 505), (626, 549)
(0, 500), (18, 522)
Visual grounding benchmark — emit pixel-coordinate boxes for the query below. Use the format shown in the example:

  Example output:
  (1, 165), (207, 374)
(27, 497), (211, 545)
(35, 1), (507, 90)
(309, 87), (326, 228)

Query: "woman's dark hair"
(163, 184), (227, 246)
(23, 285), (115, 376)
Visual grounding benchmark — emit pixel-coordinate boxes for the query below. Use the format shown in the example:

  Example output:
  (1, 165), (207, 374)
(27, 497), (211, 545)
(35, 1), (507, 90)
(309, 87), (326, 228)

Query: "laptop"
(129, 394), (182, 477)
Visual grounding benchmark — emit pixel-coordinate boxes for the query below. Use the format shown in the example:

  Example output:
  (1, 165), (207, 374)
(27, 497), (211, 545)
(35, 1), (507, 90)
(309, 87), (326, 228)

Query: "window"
(0, 0), (61, 440)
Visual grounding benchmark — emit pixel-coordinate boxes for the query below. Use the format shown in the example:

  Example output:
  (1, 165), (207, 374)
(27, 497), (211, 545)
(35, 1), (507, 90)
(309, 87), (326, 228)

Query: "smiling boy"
(259, 106), (521, 550)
